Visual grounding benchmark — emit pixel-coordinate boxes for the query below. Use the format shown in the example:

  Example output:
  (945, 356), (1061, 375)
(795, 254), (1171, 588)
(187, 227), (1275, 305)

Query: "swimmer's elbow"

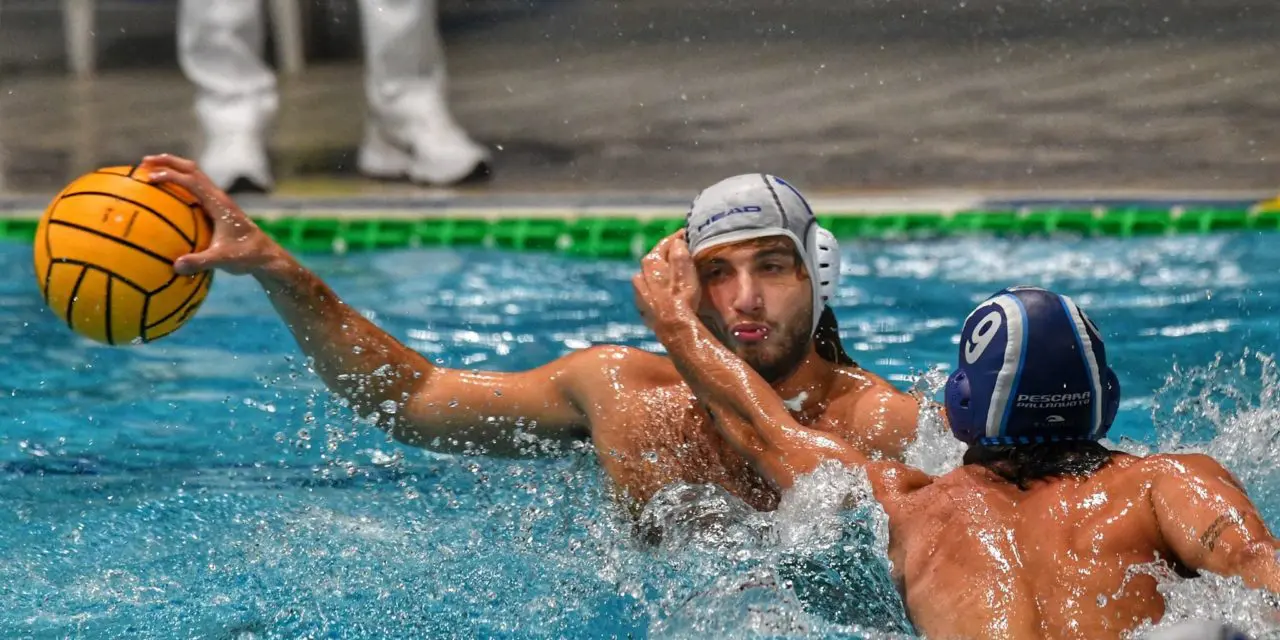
(1230, 541), (1280, 594)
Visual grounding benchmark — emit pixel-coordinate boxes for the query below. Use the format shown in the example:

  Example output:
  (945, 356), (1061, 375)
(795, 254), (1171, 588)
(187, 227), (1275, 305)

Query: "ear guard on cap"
(944, 369), (982, 444)
(1098, 367), (1121, 440)
(814, 226), (840, 305)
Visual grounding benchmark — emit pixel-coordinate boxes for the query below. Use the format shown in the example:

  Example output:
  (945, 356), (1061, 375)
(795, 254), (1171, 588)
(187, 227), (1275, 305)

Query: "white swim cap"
(684, 173), (840, 336)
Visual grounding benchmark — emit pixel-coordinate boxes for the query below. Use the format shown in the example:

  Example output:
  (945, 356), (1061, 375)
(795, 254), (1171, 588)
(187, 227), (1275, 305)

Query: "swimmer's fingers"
(657, 230), (688, 263)
(663, 233), (700, 306)
(647, 231), (682, 263)
(147, 167), (250, 229)
(631, 271), (654, 298)
(640, 235), (665, 266)
(140, 154), (228, 209)
(631, 273), (645, 306)
(140, 153), (199, 175)
(668, 234), (694, 274)
(145, 168), (204, 198)
(641, 243), (671, 285)
(147, 169), (235, 221)
(173, 248), (218, 276)
(631, 273), (656, 329)
(146, 164), (275, 275)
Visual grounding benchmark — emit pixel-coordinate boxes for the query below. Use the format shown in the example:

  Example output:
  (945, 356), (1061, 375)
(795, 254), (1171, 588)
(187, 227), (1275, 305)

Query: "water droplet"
(448, 398), (460, 408)
(642, 451), (659, 463)
(352, 346), (364, 355)
(380, 400), (398, 414)
(243, 398), (277, 413)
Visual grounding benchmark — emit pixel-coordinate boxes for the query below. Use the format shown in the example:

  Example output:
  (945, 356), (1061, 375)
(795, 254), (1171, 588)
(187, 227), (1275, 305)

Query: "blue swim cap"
(945, 286), (1121, 446)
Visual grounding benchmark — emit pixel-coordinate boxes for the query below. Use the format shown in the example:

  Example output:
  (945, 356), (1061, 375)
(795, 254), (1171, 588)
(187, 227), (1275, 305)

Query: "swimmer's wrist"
(251, 249), (304, 286)
(654, 307), (703, 346)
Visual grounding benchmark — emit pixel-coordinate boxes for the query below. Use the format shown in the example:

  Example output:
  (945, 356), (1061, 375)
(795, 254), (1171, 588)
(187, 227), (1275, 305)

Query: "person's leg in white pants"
(177, 0), (276, 193)
(356, 0), (491, 186)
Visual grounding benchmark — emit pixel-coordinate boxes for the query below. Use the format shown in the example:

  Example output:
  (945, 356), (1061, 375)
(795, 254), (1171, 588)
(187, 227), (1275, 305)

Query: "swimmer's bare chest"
(586, 382), (778, 510)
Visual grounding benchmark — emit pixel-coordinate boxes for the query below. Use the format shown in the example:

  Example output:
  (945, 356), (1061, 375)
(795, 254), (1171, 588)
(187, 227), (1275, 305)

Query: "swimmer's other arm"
(1150, 454), (1280, 594)
(142, 153), (593, 456)
(655, 310), (926, 493)
(253, 255), (596, 454)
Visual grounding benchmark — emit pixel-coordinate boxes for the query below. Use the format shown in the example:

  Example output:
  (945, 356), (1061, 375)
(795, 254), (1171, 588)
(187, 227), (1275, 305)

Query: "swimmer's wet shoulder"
(833, 366), (920, 459)
(566, 344), (916, 510)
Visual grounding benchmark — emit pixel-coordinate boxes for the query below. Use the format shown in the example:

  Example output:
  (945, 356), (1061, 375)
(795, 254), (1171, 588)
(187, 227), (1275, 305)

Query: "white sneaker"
(198, 133), (273, 193)
(356, 119), (491, 187)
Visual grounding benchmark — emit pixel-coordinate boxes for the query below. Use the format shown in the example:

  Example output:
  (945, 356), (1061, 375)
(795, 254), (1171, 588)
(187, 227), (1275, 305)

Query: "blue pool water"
(4, 231), (1280, 638)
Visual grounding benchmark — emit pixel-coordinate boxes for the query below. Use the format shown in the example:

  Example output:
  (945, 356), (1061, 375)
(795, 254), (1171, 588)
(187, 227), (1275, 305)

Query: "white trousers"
(177, 0), (488, 189)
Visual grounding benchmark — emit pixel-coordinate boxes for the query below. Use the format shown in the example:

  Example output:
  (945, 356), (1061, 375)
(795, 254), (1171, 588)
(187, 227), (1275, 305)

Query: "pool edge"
(2, 191), (1278, 256)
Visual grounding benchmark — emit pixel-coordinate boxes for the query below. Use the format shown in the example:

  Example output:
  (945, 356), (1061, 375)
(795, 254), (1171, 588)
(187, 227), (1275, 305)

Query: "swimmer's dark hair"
(963, 440), (1121, 490)
(814, 306), (856, 367)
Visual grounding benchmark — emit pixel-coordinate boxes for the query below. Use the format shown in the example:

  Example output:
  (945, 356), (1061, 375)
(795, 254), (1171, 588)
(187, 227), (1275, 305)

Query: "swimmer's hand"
(140, 153), (284, 277)
(632, 230), (702, 332)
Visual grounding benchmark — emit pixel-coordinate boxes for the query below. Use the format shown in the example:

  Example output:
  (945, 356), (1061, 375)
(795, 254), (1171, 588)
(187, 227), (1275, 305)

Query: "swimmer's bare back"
(828, 452), (1280, 640)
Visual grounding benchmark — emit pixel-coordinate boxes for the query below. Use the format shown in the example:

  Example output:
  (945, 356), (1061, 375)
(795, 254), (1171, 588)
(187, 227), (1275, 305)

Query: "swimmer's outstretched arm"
(142, 154), (595, 456)
(1150, 454), (1280, 595)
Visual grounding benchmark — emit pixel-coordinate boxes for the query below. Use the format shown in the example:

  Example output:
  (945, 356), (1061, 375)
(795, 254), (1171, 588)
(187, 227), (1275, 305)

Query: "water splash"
(1130, 568), (1280, 639)
(1130, 349), (1280, 635)
(1151, 349), (1280, 522)
(635, 462), (914, 639)
(903, 365), (965, 476)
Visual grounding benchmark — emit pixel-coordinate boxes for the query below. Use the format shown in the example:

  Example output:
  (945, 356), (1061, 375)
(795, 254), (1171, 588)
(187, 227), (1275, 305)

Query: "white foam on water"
(1137, 349), (1280, 636)
(635, 461), (912, 639)
(902, 365), (966, 476)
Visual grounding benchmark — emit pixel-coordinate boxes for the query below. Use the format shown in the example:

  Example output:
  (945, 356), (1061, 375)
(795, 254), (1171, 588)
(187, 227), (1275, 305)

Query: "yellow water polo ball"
(32, 165), (214, 345)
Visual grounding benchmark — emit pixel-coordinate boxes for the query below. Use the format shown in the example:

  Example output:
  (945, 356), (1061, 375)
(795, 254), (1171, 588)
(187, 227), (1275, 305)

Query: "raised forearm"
(253, 254), (433, 423)
(657, 312), (866, 468)
(659, 314), (789, 440)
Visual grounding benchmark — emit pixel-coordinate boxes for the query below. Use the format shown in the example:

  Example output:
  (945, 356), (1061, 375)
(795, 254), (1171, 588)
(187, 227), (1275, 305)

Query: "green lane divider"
(0, 218), (38, 241)
(2, 206), (1275, 258)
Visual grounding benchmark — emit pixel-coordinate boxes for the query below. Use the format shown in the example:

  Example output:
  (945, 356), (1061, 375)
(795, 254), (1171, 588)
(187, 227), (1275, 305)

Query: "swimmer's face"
(694, 236), (813, 383)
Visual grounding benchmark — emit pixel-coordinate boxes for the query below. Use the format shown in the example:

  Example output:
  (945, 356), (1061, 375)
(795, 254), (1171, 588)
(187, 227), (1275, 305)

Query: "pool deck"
(1, 190), (1275, 221)
(0, 0), (1277, 217)
(2, 192), (1280, 222)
